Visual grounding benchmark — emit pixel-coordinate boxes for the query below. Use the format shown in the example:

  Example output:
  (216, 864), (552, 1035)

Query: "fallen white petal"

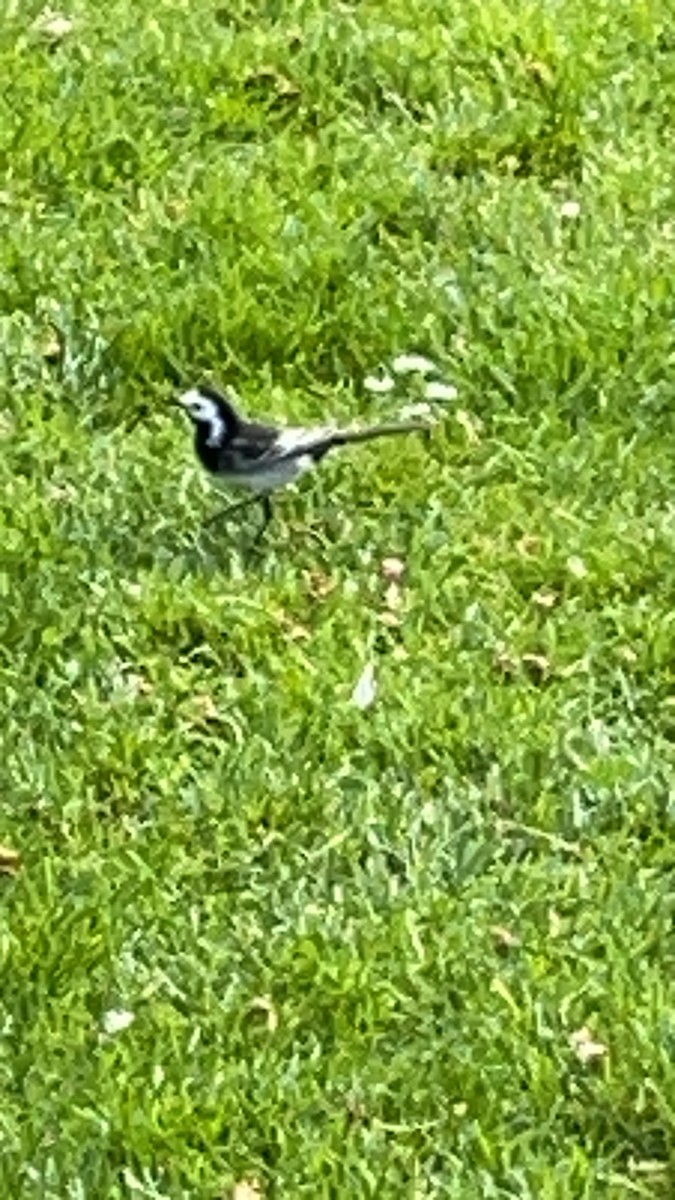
(233, 1180), (264, 1200)
(384, 581), (402, 610)
(423, 380), (458, 402)
(364, 374), (395, 394)
(560, 200), (581, 220)
(392, 353), (437, 376)
(351, 662), (377, 709)
(399, 401), (436, 421)
(32, 10), (74, 38)
(122, 1169), (144, 1191)
(569, 1025), (607, 1063)
(567, 554), (588, 579)
(381, 556), (406, 581)
(101, 1008), (135, 1036)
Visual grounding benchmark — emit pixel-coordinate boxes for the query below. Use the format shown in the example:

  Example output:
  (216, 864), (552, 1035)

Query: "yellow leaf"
(490, 925), (520, 952)
(0, 845), (21, 875)
(248, 996), (278, 1033)
(490, 976), (519, 1016)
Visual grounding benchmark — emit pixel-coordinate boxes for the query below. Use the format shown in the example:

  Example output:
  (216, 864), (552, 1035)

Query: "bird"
(177, 383), (430, 534)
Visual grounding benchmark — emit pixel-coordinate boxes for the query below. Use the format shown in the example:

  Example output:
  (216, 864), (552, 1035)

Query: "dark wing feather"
(212, 422), (282, 477)
(233, 421), (280, 456)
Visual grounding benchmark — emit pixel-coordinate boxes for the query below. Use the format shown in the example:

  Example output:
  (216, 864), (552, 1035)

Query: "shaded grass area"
(0, 1), (674, 1196)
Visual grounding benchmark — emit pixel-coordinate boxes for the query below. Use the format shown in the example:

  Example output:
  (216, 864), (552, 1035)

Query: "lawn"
(1, 1), (674, 1196)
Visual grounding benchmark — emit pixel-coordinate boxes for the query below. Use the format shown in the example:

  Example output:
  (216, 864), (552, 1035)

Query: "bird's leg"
(203, 494), (259, 529)
(252, 494), (274, 543)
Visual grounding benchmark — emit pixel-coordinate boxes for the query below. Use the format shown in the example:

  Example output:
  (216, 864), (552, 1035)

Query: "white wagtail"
(178, 383), (429, 532)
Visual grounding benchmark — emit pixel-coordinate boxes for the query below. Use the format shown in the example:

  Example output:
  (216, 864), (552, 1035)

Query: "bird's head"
(177, 384), (239, 447)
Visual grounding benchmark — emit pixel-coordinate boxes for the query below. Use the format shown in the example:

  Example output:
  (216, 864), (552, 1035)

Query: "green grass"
(1, 0), (674, 1195)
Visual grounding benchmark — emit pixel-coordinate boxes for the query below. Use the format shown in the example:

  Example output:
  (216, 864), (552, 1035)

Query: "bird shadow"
(93, 499), (337, 582)
(91, 469), (411, 584)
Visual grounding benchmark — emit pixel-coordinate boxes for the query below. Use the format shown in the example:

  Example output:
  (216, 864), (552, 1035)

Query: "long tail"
(294, 420), (428, 461)
(331, 420), (429, 447)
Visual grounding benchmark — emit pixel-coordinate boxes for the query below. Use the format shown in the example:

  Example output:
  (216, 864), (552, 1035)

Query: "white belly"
(250, 454), (314, 492)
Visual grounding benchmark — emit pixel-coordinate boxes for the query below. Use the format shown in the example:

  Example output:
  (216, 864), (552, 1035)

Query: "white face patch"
(179, 388), (227, 447)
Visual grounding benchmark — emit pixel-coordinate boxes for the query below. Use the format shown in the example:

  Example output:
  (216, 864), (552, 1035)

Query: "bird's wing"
(219, 423), (339, 478)
(270, 425), (338, 460)
(214, 423), (332, 475)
